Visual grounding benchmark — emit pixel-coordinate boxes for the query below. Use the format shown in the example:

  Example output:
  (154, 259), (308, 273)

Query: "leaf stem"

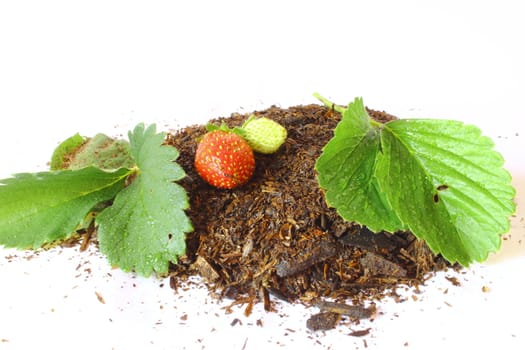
(313, 93), (346, 114)
(370, 119), (382, 128)
(314, 93), (383, 128)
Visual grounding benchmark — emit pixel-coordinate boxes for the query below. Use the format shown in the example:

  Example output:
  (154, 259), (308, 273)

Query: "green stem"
(370, 118), (382, 128)
(314, 92), (382, 128)
(313, 92), (346, 114)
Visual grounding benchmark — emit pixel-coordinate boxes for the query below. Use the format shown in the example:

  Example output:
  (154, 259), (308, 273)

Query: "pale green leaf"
(0, 167), (130, 248)
(50, 133), (85, 170)
(96, 123), (192, 276)
(52, 133), (134, 171)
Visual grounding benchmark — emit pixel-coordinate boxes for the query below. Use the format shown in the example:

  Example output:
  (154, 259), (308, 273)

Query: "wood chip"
(95, 291), (105, 304)
(315, 300), (376, 319)
(306, 312), (341, 331)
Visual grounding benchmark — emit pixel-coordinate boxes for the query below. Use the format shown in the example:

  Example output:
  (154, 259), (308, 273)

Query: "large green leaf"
(0, 167), (130, 248)
(315, 97), (405, 232)
(96, 123), (193, 276)
(378, 119), (515, 265)
(315, 95), (516, 266)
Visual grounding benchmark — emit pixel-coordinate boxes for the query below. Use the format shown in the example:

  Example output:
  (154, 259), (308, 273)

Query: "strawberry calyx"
(205, 116), (287, 155)
(205, 122), (244, 136)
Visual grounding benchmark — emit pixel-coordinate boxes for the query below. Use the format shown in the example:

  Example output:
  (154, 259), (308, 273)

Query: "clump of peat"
(166, 104), (451, 323)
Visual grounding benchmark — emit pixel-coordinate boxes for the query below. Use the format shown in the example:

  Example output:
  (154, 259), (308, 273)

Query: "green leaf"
(52, 133), (134, 171)
(316, 96), (516, 266)
(316, 97), (405, 232)
(377, 119), (515, 265)
(96, 123), (192, 276)
(50, 133), (86, 170)
(0, 167), (131, 248)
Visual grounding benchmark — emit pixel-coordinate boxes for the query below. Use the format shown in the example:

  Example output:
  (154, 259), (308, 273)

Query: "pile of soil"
(166, 104), (451, 328)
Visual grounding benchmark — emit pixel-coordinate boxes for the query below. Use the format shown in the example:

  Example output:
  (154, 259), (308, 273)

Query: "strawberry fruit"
(194, 130), (255, 189)
(241, 116), (287, 154)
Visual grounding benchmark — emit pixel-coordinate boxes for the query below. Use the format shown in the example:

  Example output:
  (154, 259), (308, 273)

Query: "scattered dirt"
(164, 103), (453, 326)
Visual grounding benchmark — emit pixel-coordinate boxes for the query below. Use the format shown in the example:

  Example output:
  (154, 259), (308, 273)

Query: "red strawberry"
(194, 130), (255, 189)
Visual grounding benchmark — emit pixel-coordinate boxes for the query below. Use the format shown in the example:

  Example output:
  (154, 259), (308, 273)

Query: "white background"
(1, 1), (524, 349)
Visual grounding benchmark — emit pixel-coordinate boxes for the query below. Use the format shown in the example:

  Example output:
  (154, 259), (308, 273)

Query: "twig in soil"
(275, 240), (337, 277)
(79, 219), (96, 252)
(315, 300), (376, 320)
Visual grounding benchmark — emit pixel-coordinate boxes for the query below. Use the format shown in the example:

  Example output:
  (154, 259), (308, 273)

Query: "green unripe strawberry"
(241, 116), (287, 154)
